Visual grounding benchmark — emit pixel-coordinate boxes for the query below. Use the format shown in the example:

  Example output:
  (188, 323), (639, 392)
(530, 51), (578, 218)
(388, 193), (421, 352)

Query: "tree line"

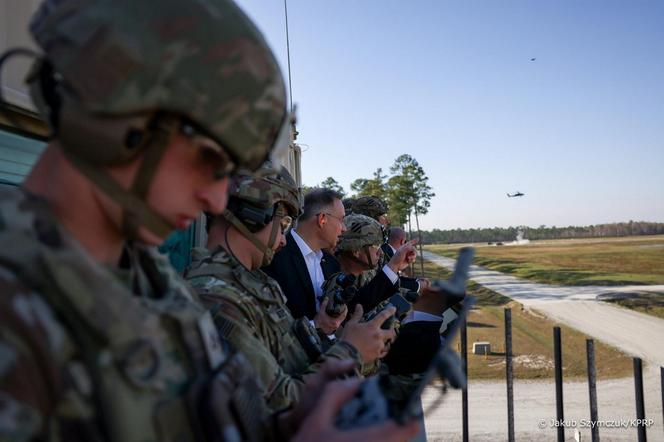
(303, 160), (663, 246)
(419, 221), (664, 244)
(304, 154), (434, 233)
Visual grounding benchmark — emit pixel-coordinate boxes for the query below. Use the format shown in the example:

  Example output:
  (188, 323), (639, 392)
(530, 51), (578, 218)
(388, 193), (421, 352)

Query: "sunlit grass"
(420, 257), (635, 380)
(425, 235), (664, 286)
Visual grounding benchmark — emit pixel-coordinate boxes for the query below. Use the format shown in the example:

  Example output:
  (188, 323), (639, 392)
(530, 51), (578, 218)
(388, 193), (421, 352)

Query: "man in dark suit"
(383, 285), (464, 375)
(378, 226), (425, 295)
(381, 226), (406, 261)
(264, 188), (347, 328)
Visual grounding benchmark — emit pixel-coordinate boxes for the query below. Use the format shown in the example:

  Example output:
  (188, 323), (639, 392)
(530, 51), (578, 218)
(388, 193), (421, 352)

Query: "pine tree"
(318, 177), (346, 197)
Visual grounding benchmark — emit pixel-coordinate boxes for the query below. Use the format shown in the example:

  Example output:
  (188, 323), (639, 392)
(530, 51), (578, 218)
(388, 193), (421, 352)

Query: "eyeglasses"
(317, 212), (345, 225)
(180, 121), (236, 180)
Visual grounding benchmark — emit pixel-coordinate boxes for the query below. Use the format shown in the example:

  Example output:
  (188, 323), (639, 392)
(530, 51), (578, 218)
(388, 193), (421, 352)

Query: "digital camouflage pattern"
(359, 249), (391, 286)
(327, 213), (387, 346)
(335, 214), (384, 253)
(29, 0), (288, 170)
(0, 186), (270, 441)
(357, 267), (378, 288)
(350, 196), (388, 221)
(230, 165), (303, 218)
(186, 247), (363, 412)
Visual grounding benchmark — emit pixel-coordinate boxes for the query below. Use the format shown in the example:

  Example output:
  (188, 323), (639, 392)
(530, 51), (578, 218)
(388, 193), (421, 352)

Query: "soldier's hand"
(388, 240), (418, 273)
(279, 359), (357, 437)
(314, 297), (348, 334)
(291, 377), (420, 442)
(339, 305), (397, 364)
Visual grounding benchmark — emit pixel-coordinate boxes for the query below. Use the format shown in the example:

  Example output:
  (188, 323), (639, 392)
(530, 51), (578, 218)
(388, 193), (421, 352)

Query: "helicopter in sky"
(507, 191), (525, 198)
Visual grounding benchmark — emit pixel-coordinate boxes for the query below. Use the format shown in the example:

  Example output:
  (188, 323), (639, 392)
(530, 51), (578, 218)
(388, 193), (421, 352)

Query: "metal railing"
(458, 308), (662, 441)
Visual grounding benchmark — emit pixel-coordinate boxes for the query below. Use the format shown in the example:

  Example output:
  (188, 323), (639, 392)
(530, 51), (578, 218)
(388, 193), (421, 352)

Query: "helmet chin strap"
(61, 116), (176, 241)
(223, 203), (286, 267)
(345, 245), (376, 271)
(121, 121), (173, 239)
(263, 204), (286, 266)
(63, 147), (173, 241)
(363, 245), (377, 270)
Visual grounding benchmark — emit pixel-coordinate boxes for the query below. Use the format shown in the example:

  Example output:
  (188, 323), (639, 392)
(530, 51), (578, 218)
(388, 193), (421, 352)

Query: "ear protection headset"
(226, 198), (277, 233)
(26, 59), (176, 239)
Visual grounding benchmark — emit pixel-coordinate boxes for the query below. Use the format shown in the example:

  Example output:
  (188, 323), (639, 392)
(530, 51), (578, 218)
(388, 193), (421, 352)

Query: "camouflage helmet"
(351, 196), (388, 221)
(228, 163), (302, 223)
(342, 197), (356, 213)
(336, 214), (383, 253)
(28, 0), (288, 170)
(24, 0), (288, 240)
(223, 163), (300, 266)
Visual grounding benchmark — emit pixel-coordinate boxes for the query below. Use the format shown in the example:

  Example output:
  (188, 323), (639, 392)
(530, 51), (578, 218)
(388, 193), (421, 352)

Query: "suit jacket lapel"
(321, 251), (340, 279)
(286, 231), (316, 311)
(381, 243), (394, 260)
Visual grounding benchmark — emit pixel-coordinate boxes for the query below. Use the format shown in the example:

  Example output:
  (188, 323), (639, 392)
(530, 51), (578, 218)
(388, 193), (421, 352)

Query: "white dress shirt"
(382, 264), (399, 284)
(291, 229), (325, 310)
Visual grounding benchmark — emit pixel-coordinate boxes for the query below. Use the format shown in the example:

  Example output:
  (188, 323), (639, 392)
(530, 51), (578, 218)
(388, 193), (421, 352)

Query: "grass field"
(423, 235), (664, 319)
(425, 235), (664, 286)
(417, 260), (634, 380)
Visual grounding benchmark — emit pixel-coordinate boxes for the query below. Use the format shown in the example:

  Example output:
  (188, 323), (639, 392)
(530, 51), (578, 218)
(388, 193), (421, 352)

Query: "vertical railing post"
(461, 316), (469, 442)
(505, 308), (515, 442)
(586, 339), (599, 442)
(660, 367), (663, 439)
(634, 358), (647, 441)
(554, 326), (564, 442)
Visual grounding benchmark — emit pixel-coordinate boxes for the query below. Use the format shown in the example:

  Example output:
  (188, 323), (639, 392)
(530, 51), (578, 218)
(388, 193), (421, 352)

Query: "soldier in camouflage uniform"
(323, 214), (418, 308)
(349, 197), (426, 295)
(324, 216), (437, 442)
(350, 196), (390, 227)
(323, 214), (416, 322)
(0, 1), (420, 441)
(186, 166), (398, 412)
(322, 214), (416, 376)
(348, 196), (390, 286)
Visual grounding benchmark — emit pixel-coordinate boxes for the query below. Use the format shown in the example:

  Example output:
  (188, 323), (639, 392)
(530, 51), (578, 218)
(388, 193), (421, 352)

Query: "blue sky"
(236, 0), (664, 230)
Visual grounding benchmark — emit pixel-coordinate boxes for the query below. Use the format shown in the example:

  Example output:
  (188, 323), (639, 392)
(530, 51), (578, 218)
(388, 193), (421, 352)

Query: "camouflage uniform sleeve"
(191, 279), (307, 412)
(0, 270), (90, 441)
(317, 340), (363, 373)
(0, 273), (49, 441)
(214, 304), (308, 412)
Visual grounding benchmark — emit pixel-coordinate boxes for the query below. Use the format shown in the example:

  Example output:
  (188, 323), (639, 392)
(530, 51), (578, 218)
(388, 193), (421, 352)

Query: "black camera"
(325, 273), (357, 317)
(362, 292), (415, 330)
(291, 317), (324, 363)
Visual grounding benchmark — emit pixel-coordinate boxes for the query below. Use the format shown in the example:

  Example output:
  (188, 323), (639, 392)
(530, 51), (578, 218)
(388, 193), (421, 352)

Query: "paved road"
(423, 371), (663, 441)
(421, 250), (664, 441)
(423, 251), (664, 366)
